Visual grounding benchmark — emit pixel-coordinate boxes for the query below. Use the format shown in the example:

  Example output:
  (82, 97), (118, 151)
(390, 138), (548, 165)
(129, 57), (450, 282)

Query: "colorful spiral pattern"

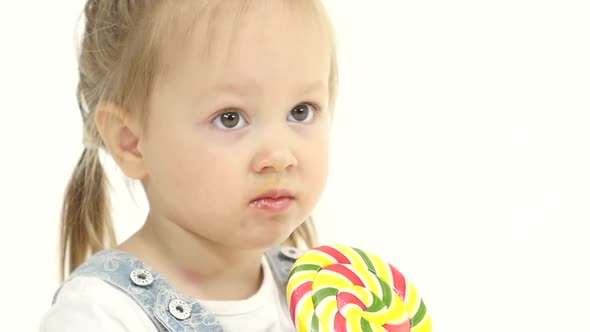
(286, 245), (432, 332)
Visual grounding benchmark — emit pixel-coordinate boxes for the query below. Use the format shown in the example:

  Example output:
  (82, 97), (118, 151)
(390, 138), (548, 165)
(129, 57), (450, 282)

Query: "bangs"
(155, 0), (333, 70)
(150, 0), (338, 111)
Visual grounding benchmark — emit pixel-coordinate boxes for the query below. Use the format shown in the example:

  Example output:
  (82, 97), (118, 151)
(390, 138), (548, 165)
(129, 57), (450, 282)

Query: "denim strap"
(54, 246), (302, 332)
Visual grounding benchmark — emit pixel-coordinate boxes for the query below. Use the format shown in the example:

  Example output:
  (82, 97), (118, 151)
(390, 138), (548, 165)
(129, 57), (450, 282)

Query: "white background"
(1, 1), (589, 331)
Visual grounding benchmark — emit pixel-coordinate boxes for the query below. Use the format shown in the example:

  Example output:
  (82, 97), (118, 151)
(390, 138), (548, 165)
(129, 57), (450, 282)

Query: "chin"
(224, 217), (301, 250)
(240, 230), (293, 251)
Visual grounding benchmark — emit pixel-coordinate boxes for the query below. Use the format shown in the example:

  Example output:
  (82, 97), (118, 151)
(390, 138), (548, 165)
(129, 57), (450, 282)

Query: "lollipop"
(286, 245), (432, 332)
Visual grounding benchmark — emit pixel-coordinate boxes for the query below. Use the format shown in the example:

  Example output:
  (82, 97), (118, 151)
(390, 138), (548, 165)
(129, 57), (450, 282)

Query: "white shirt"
(39, 257), (295, 332)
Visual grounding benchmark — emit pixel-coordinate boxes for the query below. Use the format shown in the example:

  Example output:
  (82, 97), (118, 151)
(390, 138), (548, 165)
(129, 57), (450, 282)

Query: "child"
(40, 0), (338, 331)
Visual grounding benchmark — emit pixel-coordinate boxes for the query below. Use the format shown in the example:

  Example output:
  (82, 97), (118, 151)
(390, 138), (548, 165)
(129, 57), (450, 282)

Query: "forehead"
(155, 0), (332, 94)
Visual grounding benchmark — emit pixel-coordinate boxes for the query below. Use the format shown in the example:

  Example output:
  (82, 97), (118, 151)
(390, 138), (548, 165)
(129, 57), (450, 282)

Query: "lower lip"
(250, 197), (294, 212)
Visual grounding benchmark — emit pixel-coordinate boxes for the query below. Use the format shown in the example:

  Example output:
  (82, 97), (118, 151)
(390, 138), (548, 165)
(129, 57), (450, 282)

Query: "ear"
(95, 103), (147, 180)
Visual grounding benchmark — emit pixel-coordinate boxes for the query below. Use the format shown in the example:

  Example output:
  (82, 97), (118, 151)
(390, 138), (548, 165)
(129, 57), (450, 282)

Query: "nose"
(251, 140), (298, 173)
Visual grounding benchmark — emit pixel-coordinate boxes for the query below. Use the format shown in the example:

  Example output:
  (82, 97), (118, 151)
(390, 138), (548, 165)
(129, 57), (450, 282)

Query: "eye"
(212, 111), (247, 130)
(288, 103), (318, 123)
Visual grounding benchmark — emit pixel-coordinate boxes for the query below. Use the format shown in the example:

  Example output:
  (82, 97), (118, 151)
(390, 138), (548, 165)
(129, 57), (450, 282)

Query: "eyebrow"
(208, 79), (327, 96)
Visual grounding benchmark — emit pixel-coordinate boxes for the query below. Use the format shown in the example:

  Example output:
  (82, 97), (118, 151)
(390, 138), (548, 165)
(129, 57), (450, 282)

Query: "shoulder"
(39, 276), (157, 332)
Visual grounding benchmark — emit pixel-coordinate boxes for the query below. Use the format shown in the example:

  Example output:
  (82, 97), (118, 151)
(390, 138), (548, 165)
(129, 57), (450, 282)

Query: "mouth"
(250, 189), (295, 212)
(251, 189), (294, 201)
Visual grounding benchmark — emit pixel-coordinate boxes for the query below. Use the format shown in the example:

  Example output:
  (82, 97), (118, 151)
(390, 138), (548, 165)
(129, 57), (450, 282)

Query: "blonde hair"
(61, 0), (339, 281)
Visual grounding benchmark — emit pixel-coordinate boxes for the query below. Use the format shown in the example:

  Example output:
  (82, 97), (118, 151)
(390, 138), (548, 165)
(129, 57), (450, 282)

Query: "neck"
(118, 212), (265, 301)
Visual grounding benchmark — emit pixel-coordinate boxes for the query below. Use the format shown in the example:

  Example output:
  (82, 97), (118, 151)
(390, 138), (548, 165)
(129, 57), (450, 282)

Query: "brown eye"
(288, 103), (317, 123)
(213, 111), (246, 129)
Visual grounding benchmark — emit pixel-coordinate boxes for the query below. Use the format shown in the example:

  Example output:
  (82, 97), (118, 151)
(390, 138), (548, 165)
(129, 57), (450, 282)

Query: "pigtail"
(57, 0), (160, 281)
(60, 147), (116, 281)
(58, 0), (148, 281)
(285, 217), (318, 249)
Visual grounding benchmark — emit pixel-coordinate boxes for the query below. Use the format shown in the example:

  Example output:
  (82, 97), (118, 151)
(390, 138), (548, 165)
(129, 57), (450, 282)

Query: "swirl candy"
(286, 245), (432, 332)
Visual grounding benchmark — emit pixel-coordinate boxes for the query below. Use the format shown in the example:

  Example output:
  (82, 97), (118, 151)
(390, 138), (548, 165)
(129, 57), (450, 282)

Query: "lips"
(251, 189), (294, 202)
(250, 189), (295, 212)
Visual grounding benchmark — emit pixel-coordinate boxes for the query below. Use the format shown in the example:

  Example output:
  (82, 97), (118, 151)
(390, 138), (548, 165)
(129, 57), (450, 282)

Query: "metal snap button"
(280, 247), (303, 261)
(130, 268), (154, 287)
(169, 299), (191, 320)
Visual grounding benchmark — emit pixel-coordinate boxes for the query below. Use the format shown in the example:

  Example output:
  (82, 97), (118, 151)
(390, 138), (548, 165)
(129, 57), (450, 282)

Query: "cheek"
(145, 135), (243, 207)
(172, 147), (242, 199)
(302, 135), (330, 196)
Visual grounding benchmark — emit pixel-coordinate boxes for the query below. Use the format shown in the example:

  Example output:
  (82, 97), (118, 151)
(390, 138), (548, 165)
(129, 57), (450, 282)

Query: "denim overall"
(52, 246), (302, 331)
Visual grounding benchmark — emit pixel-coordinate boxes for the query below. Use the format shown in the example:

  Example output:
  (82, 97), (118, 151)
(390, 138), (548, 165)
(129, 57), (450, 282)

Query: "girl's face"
(139, 2), (332, 249)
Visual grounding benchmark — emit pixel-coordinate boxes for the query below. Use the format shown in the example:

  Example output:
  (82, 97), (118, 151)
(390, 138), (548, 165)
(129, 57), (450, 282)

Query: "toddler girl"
(40, 0), (338, 331)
